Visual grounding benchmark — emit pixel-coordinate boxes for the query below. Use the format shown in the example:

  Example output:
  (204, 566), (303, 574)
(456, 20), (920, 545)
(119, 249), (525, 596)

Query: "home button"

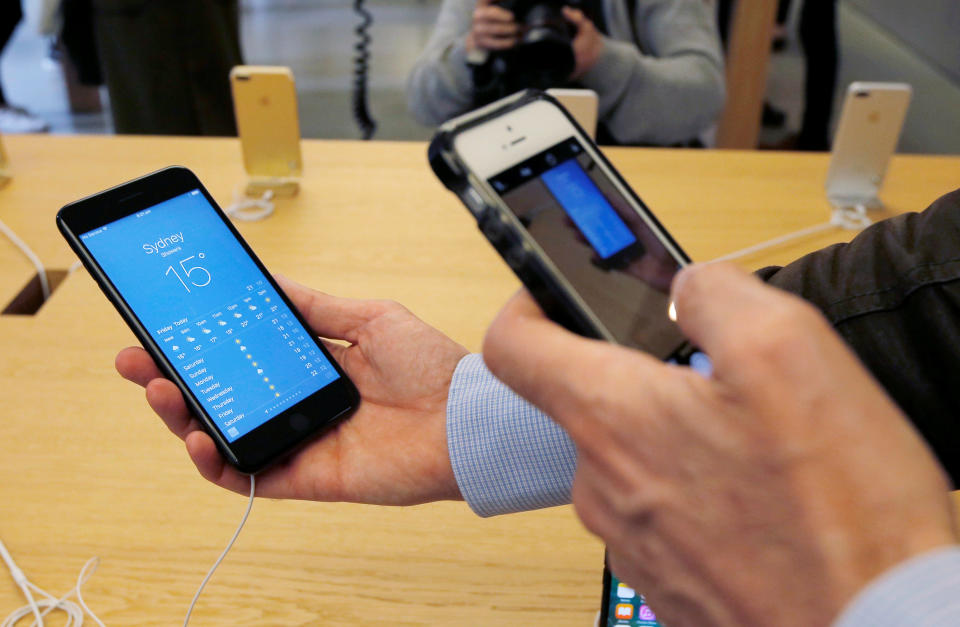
(289, 413), (310, 431)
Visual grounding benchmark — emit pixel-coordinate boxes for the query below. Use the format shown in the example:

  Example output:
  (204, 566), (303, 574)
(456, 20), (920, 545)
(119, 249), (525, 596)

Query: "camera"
(472, 0), (591, 104)
(497, 0), (577, 85)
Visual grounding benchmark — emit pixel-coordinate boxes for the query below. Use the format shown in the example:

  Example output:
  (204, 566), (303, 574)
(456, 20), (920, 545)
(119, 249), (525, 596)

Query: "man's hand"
(116, 275), (468, 505)
(466, 0), (519, 53)
(484, 263), (957, 626)
(563, 7), (604, 80)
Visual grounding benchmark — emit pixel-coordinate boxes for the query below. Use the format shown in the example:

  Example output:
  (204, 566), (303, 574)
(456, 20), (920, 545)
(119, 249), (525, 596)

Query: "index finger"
(474, 4), (515, 23)
(561, 6), (586, 25)
(483, 290), (665, 438)
(670, 262), (821, 369)
(116, 345), (164, 388)
(274, 275), (393, 343)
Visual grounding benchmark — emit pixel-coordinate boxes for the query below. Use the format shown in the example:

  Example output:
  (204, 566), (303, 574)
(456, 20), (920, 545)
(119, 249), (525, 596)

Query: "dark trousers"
(717, 0), (838, 151)
(758, 190), (960, 485)
(92, 0), (242, 135)
(797, 0), (838, 150)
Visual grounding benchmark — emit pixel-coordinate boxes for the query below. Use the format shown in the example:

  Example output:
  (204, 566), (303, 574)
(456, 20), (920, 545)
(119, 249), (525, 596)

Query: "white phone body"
(545, 88), (599, 139)
(454, 97), (577, 178)
(825, 82), (912, 210)
(452, 98), (677, 261)
(448, 96), (689, 356)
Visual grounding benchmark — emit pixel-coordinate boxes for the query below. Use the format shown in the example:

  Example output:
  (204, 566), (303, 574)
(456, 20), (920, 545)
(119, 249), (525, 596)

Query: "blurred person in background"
(90, 0), (242, 135)
(793, 0), (838, 151)
(0, 1), (49, 133)
(718, 0), (839, 151)
(407, 0), (725, 146)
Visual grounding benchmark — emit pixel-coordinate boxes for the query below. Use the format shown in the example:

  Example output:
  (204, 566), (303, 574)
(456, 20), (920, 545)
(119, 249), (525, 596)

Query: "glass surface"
(489, 138), (686, 357)
(606, 574), (663, 627)
(540, 158), (638, 260)
(81, 189), (339, 442)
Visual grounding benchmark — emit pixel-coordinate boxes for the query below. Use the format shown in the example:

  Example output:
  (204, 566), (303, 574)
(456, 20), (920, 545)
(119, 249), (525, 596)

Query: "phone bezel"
(56, 166), (358, 474)
(599, 558), (661, 626)
(454, 95), (689, 274)
(440, 92), (691, 356)
(599, 559), (613, 625)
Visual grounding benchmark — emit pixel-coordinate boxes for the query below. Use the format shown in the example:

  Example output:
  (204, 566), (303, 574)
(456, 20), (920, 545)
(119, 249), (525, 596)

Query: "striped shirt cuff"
(446, 353), (576, 517)
(833, 546), (960, 626)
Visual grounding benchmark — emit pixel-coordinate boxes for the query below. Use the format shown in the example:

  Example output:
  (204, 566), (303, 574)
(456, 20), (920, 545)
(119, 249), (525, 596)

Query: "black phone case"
(56, 166), (359, 474)
(428, 89), (691, 344)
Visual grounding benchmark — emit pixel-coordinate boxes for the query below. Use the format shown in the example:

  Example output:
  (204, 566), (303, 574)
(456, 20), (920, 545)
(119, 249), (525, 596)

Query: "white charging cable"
(2, 475), (256, 626)
(712, 204), (872, 264)
(0, 216), (50, 302)
(183, 474), (256, 626)
(0, 539), (103, 627)
(223, 186), (275, 221)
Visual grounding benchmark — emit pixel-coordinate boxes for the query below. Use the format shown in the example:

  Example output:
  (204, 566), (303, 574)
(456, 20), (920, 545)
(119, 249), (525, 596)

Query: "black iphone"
(57, 166), (358, 473)
(600, 561), (664, 626)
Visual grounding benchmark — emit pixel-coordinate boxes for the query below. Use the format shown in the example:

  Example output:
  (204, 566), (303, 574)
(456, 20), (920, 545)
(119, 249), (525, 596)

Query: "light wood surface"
(1, 134), (958, 625)
(716, 0), (778, 149)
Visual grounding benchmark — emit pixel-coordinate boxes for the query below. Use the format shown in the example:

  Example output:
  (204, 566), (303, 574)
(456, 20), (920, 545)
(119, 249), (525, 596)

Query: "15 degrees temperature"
(165, 253), (212, 293)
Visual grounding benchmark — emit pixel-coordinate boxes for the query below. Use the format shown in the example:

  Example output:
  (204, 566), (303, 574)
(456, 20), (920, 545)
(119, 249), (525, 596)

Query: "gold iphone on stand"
(230, 66), (302, 197)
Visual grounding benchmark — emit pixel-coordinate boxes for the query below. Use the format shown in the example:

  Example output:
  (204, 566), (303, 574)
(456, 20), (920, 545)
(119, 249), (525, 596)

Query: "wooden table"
(1, 135), (958, 625)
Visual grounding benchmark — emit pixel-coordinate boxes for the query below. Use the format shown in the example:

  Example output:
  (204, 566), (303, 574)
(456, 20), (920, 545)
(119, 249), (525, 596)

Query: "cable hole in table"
(2, 270), (68, 316)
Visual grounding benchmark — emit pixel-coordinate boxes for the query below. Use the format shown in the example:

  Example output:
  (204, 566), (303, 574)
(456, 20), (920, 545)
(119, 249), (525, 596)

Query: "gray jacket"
(407, 0), (726, 145)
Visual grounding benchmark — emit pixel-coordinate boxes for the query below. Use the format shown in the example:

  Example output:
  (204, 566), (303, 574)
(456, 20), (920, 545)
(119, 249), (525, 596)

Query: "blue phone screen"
(540, 158), (638, 259)
(80, 189), (340, 442)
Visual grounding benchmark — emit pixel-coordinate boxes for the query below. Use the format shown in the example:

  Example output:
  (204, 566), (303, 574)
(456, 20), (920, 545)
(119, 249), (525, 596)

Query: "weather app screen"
(81, 190), (340, 442)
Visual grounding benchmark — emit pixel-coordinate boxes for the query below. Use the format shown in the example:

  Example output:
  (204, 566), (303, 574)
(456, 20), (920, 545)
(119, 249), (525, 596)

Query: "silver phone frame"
(825, 81), (912, 210)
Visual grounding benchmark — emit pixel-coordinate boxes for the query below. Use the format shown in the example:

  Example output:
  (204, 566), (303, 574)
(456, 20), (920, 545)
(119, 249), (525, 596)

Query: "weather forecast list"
(81, 189), (339, 442)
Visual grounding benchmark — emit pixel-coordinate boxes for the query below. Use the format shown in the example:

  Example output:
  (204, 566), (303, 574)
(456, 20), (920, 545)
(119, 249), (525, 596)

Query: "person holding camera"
(407, 0), (725, 146)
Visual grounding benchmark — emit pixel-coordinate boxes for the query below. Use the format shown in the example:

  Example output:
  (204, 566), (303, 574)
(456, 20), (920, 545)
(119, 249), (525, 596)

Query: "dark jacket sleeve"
(756, 189), (960, 485)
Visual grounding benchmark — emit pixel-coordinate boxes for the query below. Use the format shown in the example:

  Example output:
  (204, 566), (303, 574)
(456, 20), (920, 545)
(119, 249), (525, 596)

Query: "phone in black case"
(57, 166), (358, 473)
(429, 89), (693, 362)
